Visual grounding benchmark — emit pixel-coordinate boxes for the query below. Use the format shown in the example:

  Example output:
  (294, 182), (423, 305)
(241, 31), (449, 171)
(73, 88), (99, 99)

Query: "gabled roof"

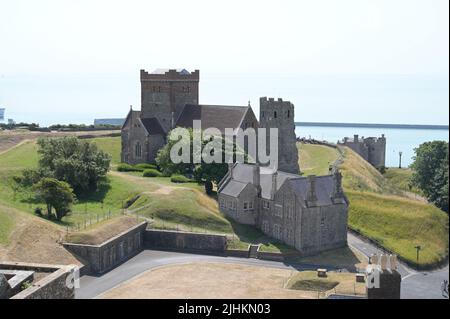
(140, 117), (165, 135)
(175, 104), (250, 133)
(227, 163), (298, 200)
(287, 175), (338, 206)
(122, 109), (141, 130)
(220, 180), (248, 197)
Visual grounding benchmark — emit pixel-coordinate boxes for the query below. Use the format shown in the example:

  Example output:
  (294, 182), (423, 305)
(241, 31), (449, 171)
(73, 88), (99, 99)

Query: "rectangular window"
(249, 201), (253, 210)
(243, 202), (248, 210)
(275, 204), (283, 217)
(263, 201), (270, 209)
(262, 221), (269, 233)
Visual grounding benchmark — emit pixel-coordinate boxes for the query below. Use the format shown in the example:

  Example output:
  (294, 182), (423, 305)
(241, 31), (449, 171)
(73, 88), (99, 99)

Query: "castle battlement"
(140, 69), (200, 81)
(338, 134), (386, 168)
(260, 97), (294, 108)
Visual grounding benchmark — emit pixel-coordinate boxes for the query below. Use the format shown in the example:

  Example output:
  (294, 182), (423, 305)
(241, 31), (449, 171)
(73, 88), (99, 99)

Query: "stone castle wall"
(259, 97), (299, 174)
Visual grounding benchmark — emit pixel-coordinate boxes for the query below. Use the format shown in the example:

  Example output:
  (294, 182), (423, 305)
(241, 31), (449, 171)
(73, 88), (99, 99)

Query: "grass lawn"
(297, 143), (340, 176)
(89, 136), (121, 166)
(65, 216), (141, 245)
(286, 271), (366, 296)
(338, 146), (448, 267)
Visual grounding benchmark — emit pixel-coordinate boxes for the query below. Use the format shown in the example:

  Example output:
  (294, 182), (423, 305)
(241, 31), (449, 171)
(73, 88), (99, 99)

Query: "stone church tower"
(140, 69), (200, 133)
(259, 97), (299, 174)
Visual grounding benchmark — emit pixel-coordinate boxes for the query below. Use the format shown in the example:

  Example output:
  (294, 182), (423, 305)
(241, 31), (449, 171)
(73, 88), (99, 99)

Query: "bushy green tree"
(36, 137), (111, 195)
(411, 141), (449, 213)
(156, 128), (246, 194)
(34, 178), (76, 220)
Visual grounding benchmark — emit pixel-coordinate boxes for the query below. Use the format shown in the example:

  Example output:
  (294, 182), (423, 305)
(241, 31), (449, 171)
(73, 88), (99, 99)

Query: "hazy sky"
(0, 0), (448, 125)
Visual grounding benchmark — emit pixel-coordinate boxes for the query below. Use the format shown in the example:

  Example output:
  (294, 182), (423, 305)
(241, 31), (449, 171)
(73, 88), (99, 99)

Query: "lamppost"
(399, 151), (403, 169)
(415, 245), (421, 263)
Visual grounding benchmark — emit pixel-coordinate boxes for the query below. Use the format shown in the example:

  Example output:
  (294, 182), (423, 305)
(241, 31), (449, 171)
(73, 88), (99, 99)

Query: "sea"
(295, 125), (449, 167)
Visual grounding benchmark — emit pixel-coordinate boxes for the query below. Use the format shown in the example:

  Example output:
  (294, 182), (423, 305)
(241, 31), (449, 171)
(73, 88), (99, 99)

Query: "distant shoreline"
(295, 122), (449, 130)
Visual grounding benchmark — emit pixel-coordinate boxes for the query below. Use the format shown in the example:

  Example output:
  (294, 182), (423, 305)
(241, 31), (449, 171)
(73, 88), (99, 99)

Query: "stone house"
(218, 163), (348, 255)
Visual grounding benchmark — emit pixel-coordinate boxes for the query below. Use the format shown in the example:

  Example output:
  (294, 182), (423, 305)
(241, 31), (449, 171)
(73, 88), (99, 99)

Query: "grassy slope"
(0, 205), (16, 245)
(298, 143), (340, 176)
(383, 168), (423, 196)
(0, 138), (145, 226)
(0, 136), (289, 252)
(339, 146), (448, 266)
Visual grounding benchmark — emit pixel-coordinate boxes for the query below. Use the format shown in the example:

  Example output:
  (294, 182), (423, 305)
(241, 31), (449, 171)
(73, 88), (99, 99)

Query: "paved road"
(76, 250), (338, 299)
(76, 233), (449, 299)
(348, 233), (449, 299)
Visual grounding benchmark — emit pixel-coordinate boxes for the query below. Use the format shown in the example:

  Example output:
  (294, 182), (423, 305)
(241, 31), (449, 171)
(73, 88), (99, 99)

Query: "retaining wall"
(63, 222), (147, 274)
(144, 229), (227, 254)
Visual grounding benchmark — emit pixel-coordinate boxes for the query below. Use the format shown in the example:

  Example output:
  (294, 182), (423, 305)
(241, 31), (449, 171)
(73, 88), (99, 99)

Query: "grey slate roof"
(220, 180), (248, 197)
(288, 176), (336, 206)
(175, 104), (249, 133)
(226, 163), (298, 200)
(140, 117), (165, 135)
(221, 163), (339, 205)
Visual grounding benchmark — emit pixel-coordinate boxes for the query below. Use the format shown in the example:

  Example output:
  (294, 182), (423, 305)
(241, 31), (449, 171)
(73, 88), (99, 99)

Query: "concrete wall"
(144, 229), (227, 254)
(63, 222), (147, 275)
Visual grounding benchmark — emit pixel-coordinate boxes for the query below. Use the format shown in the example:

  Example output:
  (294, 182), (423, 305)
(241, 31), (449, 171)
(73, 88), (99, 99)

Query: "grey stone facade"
(218, 163), (348, 256)
(338, 134), (386, 168)
(260, 97), (300, 174)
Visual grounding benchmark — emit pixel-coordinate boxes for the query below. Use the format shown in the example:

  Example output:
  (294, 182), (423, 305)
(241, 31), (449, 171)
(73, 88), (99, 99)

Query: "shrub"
(117, 163), (140, 172)
(143, 169), (163, 178)
(170, 174), (193, 183)
(34, 207), (43, 217)
(135, 163), (158, 171)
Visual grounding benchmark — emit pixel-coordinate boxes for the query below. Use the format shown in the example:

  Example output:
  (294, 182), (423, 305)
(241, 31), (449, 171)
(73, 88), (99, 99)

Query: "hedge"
(143, 169), (163, 177)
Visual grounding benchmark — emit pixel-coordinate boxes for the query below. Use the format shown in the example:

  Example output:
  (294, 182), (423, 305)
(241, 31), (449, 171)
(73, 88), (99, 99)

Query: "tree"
(411, 141), (449, 213)
(36, 137), (111, 195)
(34, 178), (76, 220)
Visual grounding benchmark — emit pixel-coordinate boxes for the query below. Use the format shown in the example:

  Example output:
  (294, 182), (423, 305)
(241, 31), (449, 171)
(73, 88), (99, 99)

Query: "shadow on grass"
(228, 220), (296, 253)
(75, 178), (112, 204)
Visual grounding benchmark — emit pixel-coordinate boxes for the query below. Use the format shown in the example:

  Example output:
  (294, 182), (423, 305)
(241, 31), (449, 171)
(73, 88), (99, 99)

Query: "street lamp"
(415, 245), (421, 263)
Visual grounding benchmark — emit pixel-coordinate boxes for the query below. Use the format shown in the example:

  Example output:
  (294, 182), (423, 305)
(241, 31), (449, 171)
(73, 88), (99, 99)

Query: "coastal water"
(295, 126), (449, 167)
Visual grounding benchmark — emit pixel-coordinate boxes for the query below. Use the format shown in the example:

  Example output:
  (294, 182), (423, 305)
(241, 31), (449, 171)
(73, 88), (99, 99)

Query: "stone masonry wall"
(144, 229), (227, 254)
(0, 262), (78, 299)
(63, 222), (147, 275)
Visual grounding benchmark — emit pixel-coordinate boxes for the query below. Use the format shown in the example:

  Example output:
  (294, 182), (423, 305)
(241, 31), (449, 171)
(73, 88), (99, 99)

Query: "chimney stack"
(270, 171), (278, 199)
(253, 163), (261, 196)
(307, 175), (318, 206)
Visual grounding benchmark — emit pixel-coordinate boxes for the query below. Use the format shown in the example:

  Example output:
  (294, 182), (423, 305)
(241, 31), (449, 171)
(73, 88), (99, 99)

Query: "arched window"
(274, 111), (277, 119)
(135, 142), (142, 158)
(287, 110), (290, 118)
